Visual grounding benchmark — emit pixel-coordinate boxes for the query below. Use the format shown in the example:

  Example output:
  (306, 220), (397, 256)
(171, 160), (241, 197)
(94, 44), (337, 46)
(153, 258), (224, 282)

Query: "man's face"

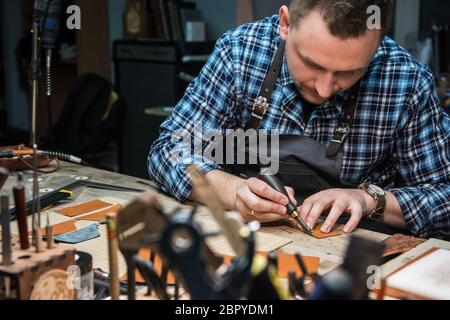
(279, 7), (381, 104)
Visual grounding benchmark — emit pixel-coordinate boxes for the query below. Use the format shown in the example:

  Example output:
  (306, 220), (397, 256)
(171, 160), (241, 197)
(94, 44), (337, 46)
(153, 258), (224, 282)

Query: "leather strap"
(18, 156), (60, 174)
(325, 81), (361, 159)
(246, 41), (286, 130)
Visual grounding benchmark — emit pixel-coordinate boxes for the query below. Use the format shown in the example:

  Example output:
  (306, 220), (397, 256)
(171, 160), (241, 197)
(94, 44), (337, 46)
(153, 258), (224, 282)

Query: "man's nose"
(315, 72), (335, 99)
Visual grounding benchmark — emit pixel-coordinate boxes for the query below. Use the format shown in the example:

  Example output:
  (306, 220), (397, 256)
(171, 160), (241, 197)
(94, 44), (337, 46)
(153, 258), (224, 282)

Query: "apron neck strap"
(325, 80), (361, 159)
(246, 41), (286, 131)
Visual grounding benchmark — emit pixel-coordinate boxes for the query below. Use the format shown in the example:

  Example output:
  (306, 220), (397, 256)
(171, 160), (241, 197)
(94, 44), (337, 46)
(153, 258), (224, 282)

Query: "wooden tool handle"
(13, 185), (30, 250)
(106, 213), (120, 300)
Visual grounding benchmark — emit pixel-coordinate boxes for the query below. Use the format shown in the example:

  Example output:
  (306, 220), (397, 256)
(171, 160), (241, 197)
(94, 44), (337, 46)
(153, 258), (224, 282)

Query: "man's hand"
(298, 188), (375, 234)
(191, 170), (296, 223)
(234, 177), (297, 223)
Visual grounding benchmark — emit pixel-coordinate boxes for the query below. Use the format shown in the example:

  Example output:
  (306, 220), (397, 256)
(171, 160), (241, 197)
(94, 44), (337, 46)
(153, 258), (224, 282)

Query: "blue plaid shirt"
(148, 15), (450, 237)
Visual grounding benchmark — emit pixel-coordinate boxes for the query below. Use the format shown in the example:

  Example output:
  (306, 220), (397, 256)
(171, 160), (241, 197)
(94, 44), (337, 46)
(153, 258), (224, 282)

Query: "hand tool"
(1, 195), (12, 265)
(84, 181), (144, 193)
(187, 166), (248, 257)
(123, 251), (138, 300)
(30, 146), (43, 253)
(8, 180), (143, 220)
(133, 255), (169, 300)
(46, 210), (54, 249)
(106, 213), (120, 300)
(147, 250), (156, 296)
(256, 171), (313, 235)
(38, 150), (89, 166)
(0, 149), (34, 158)
(13, 173), (30, 249)
(0, 146), (90, 166)
(295, 253), (309, 275)
(0, 167), (9, 190)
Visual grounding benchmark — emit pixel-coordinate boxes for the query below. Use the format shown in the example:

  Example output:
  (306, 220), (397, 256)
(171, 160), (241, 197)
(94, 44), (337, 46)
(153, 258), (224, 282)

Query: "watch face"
(369, 184), (385, 196)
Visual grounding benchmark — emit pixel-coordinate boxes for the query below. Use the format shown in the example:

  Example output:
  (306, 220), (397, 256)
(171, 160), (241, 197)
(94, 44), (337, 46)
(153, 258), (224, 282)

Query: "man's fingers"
(321, 201), (347, 233)
(306, 200), (330, 229)
(285, 187), (297, 206)
(248, 178), (289, 205)
(238, 186), (287, 215)
(343, 206), (363, 233)
(235, 198), (287, 223)
(298, 198), (314, 221)
(235, 198), (253, 217)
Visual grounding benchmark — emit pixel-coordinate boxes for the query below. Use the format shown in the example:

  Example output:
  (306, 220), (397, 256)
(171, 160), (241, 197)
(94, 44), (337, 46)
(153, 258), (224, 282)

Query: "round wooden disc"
(30, 269), (75, 300)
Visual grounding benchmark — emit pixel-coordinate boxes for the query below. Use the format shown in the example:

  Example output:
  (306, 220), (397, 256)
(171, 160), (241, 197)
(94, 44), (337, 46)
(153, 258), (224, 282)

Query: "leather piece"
(325, 141), (342, 159)
(41, 220), (77, 236)
(311, 224), (344, 239)
(382, 234), (426, 259)
(56, 199), (113, 217)
(287, 219), (344, 238)
(76, 204), (123, 222)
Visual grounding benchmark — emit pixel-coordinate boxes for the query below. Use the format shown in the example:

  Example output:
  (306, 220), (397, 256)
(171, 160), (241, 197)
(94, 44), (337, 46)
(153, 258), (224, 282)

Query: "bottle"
(74, 251), (94, 300)
(123, 0), (148, 39)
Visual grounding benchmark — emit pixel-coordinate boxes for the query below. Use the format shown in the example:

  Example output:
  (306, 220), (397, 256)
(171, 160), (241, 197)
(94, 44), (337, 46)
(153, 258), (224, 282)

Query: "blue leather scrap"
(54, 224), (100, 244)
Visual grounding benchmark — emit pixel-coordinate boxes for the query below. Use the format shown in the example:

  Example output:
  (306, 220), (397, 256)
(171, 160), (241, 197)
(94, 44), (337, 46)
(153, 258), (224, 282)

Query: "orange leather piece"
(56, 199), (112, 217)
(311, 224), (344, 239)
(76, 204), (123, 222)
(42, 220), (77, 236)
(287, 219), (344, 238)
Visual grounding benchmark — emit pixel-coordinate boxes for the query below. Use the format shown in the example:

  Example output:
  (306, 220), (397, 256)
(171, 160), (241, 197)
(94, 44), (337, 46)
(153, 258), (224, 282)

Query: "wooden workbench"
(3, 162), (448, 288)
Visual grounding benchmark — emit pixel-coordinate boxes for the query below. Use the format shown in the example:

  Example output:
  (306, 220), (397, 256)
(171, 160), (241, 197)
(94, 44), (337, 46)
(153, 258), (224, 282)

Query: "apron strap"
(245, 41), (286, 130)
(325, 81), (361, 159)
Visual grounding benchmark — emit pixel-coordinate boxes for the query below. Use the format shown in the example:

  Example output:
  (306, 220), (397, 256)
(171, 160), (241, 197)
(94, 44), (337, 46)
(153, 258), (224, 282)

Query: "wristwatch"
(359, 183), (386, 222)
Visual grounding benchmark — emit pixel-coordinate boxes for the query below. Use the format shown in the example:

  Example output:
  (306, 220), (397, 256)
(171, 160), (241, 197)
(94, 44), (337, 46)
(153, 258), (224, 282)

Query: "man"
(148, 0), (450, 238)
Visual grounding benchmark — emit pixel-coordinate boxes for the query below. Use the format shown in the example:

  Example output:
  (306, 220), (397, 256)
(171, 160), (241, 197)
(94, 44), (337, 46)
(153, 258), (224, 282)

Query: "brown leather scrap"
(56, 199), (113, 217)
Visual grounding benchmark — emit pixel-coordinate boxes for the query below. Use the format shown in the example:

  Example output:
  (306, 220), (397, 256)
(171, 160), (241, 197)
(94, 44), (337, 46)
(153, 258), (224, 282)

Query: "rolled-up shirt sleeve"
(147, 33), (240, 201)
(387, 69), (450, 237)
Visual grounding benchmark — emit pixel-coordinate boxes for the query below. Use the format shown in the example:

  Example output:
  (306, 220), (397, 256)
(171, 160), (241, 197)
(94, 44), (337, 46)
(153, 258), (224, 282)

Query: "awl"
(257, 172), (313, 235)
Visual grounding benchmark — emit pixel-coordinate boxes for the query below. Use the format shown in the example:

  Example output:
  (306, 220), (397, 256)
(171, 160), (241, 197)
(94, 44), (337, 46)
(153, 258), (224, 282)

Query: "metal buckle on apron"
(331, 123), (350, 144)
(326, 122), (351, 159)
(252, 96), (269, 120)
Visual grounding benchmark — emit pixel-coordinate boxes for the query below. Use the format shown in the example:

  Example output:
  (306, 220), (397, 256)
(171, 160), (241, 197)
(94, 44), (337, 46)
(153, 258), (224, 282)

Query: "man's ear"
(279, 5), (290, 41)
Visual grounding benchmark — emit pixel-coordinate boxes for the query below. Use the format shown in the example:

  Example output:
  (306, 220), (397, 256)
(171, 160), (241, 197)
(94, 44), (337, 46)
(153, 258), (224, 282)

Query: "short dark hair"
(289, 0), (394, 39)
